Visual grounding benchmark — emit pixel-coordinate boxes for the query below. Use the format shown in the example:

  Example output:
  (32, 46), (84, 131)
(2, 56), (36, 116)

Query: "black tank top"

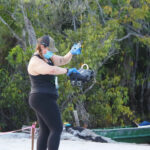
(29, 54), (58, 96)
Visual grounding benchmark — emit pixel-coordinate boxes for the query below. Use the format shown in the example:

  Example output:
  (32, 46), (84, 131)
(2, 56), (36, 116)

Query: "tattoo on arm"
(59, 58), (64, 65)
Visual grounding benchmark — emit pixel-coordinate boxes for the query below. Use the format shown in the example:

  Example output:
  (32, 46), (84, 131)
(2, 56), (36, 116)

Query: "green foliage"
(62, 103), (74, 123)
(6, 46), (24, 67)
(0, 0), (150, 130)
(0, 46), (34, 130)
(6, 45), (34, 67)
(87, 75), (133, 127)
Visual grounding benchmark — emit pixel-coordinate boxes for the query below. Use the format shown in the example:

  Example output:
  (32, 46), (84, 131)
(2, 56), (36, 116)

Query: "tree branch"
(60, 93), (74, 112)
(83, 78), (96, 94)
(0, 16), (25, 48)
(96, 47), (118, 72)
(115, 32), (144, 42)
(95, 0), (105, 25)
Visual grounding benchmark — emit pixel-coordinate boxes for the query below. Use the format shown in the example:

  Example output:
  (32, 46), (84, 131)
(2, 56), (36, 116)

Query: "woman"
(28, 35), (81, 150)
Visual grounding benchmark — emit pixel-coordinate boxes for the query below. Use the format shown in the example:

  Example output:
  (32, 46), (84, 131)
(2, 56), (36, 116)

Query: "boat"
(92, 123), (150, 144)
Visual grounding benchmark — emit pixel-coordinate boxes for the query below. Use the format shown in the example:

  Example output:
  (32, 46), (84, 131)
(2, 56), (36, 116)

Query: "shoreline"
(0, 133), (149, 150)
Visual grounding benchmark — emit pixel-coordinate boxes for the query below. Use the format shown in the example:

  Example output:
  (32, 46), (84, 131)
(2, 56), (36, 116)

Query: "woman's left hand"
(67, 68), (80, 76)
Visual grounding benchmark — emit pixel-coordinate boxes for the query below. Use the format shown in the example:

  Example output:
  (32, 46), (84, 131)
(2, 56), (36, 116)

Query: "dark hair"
(35, 37), (45, 59)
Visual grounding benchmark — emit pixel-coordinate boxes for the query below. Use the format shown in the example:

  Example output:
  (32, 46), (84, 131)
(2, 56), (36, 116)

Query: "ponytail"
(35, 38), (44, 59)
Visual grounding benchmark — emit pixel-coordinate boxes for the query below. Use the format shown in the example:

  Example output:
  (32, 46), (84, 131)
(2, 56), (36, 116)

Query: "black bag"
(69, 64), (95, 86)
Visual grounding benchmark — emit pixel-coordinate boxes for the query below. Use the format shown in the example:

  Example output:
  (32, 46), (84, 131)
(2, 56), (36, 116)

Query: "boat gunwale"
(92, 127), (150, 132)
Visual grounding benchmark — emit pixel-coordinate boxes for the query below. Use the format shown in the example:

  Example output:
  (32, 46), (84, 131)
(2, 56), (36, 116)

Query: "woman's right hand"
(70, 43), (82, 55)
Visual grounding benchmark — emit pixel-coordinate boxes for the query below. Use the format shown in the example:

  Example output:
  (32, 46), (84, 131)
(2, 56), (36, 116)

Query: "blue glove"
(43, 51), (54, 59)
(67, 68), (80, 76)
(70, 43), (82, 55)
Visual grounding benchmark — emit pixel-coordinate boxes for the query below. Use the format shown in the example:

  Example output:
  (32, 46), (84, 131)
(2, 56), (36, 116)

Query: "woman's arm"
(28, 56), (67, 75)
(51, 51), (73, 66)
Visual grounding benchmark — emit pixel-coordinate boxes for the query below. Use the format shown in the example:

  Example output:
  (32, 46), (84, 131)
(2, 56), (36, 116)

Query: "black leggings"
(29, 93), (63, 150)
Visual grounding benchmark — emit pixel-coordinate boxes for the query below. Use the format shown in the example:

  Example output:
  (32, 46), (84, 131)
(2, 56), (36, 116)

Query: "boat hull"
(93, 127), (150, 144)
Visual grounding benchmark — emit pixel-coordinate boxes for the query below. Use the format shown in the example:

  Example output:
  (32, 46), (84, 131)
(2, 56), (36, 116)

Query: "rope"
(0, 121), (37, 150)
(0, 126), (32, 135)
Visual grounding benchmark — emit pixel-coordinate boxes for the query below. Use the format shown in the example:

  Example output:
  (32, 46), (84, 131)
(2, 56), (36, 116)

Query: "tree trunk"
(128, 39), (138, 110)
(73, 15), (77, 31)
(95, 0), (105, 25)
(144, 48), (150, 113)
(76, 100), (90, 127)
(20, 1), (37, 48)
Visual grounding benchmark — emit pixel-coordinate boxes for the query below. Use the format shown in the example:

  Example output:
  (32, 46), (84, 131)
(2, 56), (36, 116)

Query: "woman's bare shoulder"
(29, 55), (44, 65)
(28, 56), (41, 74)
